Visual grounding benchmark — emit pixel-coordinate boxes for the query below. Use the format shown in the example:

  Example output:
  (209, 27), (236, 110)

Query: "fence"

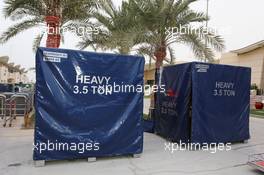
(0, 92), (34, 127)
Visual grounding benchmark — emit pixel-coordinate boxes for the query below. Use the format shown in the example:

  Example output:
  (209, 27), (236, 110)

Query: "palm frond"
(179, 32), (215, 61)
(0, 18), (44, 43)
(97, 0), (116, 19)
(3, 0), (45, 18)
(198, 26), (225, 51)
(32, 31), (45, 52)
(137, 45), (154, 58)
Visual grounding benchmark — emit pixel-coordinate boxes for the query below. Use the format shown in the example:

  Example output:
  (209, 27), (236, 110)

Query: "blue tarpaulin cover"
(34, 47), (144, 161)
(155, 62), (251, 143)
(143, 119), (154, 133)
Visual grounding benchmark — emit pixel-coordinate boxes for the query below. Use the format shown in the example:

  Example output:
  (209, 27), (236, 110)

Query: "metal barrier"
(0, 94), (6, 119)
(0, 92), (33, 127)
(248, 153), (264, 172)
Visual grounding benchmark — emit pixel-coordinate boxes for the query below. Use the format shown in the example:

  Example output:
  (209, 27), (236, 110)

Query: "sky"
(0, 0), (264, 81)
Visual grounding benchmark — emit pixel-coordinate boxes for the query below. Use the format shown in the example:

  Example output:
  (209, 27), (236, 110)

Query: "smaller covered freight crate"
(155, 62), (251, 143)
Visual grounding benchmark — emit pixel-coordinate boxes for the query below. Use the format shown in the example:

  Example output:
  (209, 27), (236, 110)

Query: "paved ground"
(1, 116), (264, 175)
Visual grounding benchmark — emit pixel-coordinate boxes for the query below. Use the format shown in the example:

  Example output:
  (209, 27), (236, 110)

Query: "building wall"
(0, 64), (29, 84)
(144, 69), (155, 84)
(144, 61), (188, 85)
(21, 74), (29, 83)
(0, 63), (8, 83)
(220, 47), (264, 89)
(14, 72), (21, 83)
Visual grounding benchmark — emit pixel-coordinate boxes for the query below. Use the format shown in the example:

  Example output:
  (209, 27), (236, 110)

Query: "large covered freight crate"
(34, 47), (144, 161)
(155, 62), (251, 144)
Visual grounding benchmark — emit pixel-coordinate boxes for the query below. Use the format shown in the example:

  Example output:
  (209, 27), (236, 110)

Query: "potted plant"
(255, 102), (263, 109)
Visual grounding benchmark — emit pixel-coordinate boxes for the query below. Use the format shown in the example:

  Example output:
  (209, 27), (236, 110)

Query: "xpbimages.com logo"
(164, 141), (232, 154)
(33, 140), (100, 154)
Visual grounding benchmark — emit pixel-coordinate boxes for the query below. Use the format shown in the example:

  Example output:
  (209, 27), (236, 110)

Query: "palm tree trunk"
(154, 45), (166, 69)
(45, 0), (61, 48)
(45, 16), (61, 48)
(152, 44), (166, 113)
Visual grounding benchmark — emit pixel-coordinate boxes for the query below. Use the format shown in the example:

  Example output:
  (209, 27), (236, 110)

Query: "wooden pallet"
(34, 154), (141, 167)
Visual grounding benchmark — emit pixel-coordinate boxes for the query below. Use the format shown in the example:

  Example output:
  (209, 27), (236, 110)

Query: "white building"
(0, 56), (29, 84)
(220, 40), (264, 89)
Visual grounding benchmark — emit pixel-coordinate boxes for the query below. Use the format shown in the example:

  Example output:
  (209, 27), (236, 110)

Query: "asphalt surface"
(0, 105), (263, 175)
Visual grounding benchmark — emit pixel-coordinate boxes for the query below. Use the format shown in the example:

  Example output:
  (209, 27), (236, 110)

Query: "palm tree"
(78, 0), (224, 67)
(126, 0), (225, 114)
(0, 0), (96, 50)
(130, 0), (225, 68)
(77, 0), (145, 54)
